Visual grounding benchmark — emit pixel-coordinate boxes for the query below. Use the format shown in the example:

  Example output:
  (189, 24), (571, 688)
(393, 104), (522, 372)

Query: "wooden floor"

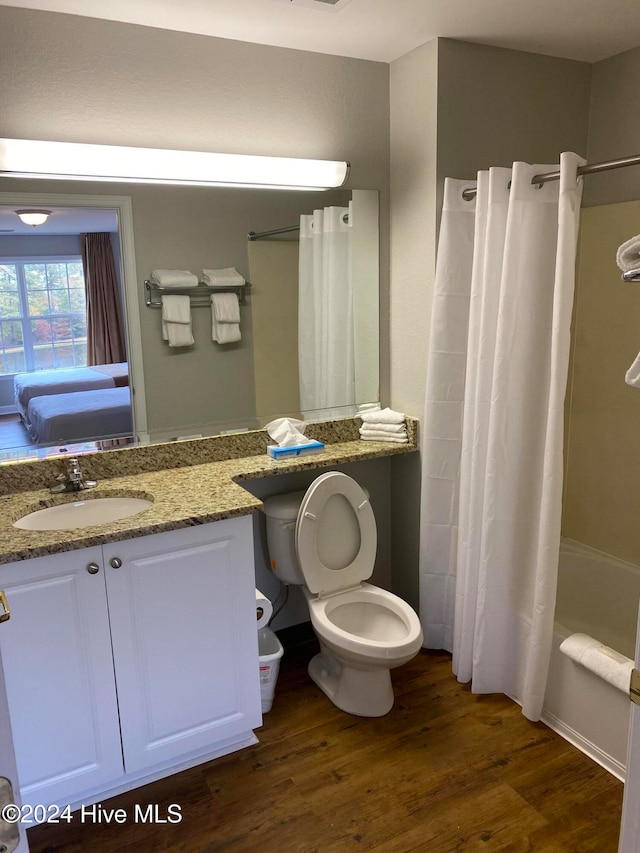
(28, 630), (624, 853)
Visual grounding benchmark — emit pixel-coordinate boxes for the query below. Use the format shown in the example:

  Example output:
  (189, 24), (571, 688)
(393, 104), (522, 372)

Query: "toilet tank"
(262, 483), (371, 586)
(262, 490), (306, 584)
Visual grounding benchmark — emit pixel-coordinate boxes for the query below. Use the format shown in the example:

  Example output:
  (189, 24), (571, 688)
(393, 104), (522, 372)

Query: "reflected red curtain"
(81, 232), (126, 365)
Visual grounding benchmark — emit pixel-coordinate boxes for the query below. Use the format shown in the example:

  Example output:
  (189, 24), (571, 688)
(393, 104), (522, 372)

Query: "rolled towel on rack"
(202, 267), (245, 287)
(616, 235), (640, 273)
(559, 633), (634, 694)
(151, 269), (199, 288)
(360, 407), (406, 425)
(161, 295), (194, 347)
(211, 293), (241, 344)
(625, 351), (640, 387)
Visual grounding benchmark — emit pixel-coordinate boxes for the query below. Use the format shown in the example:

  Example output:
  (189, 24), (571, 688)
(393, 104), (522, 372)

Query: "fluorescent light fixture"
(0, 139), (350, 191)
(15, 208), (51, 226)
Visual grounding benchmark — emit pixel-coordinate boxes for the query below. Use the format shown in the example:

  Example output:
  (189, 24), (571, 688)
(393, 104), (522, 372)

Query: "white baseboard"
(541, 708), (626, 781)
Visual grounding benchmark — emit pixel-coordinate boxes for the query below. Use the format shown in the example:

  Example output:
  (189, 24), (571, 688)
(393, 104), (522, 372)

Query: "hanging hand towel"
(161, 294), (194, 347)
(151, 269), (199, 288)
(211, 293), (241, 344)
(202, 267), (245, 287)
(360, 407), (406, 425)
(625, 351), (640, 387)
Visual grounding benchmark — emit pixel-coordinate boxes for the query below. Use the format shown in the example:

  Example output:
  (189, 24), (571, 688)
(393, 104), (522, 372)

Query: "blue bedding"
(26, 386), (133, 444)
(14, 364), (129, 421)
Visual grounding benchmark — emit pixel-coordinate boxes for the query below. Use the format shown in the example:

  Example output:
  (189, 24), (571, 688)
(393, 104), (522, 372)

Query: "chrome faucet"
(51, 457), (97, 493)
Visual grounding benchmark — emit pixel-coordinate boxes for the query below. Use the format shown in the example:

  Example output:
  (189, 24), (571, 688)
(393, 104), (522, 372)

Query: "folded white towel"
(151, 269), (199, 288)
(210, 292), (240, 324)
(211, 293), (241, 344)
(202, 267), (245, 287)
(161, 295), (194, 347)
(359, 427), (408, 443)
(626, 351), (640, 387)
(616, 235), (640, 273)
(360, 407), (406, 425)
(360, 433), (408, 444)
(559, 633), (633, 694)
(358, 421), (406, 434)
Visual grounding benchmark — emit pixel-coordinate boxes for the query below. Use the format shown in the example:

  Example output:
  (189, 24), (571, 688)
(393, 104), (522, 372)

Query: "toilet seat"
(295, 471), (377, 597)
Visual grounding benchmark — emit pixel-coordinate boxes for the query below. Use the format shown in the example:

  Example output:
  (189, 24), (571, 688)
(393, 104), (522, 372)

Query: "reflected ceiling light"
(15, 208), (51, 226)
(0, 138), (350, 191)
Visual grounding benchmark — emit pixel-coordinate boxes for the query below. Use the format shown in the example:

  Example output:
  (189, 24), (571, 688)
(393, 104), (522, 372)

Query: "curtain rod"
(247, 224), (300, 241)
(248, 211), (351, 241)
(461, 153), (640, 201)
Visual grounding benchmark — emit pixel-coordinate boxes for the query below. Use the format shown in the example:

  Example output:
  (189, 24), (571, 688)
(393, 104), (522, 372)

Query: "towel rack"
(144, 279), (251, 308)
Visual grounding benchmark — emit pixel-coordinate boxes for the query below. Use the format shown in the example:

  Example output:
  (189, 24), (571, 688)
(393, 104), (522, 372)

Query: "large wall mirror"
(0, 175), (379, 461)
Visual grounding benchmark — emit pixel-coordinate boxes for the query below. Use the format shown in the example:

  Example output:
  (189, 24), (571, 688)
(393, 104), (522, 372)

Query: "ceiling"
(0, 207), (118, 236)
(0, 0), (640, 63)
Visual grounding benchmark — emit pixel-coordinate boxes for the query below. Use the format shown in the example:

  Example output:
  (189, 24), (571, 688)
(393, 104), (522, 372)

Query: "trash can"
(258, 627), (284, 713)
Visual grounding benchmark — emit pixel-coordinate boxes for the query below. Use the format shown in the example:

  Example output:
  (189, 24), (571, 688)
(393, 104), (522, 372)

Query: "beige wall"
(563, 202), (640, 564)
(389, 40), (439, 607)
(248, 241), (300, 420)
(561, 47), (640, 565)
(0, 4), (391, 416)
(585, 46), (640, 206)
(437, 40), (592, 214)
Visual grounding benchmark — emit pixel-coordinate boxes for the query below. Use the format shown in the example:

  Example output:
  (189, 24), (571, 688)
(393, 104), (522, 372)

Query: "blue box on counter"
(267, 440), (325, 460)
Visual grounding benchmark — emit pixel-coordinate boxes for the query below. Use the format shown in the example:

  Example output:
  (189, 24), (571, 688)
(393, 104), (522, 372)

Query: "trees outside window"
(0, 258), (87, 375)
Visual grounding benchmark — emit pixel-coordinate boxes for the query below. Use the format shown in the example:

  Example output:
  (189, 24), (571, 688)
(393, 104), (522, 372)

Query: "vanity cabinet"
(0, 515), (261, 810)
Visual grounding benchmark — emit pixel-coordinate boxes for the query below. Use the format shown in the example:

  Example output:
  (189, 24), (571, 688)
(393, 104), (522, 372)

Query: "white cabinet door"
(0, 549), (123, 809)
(0, 602), (29, 852)
(104, 516), (261, 774)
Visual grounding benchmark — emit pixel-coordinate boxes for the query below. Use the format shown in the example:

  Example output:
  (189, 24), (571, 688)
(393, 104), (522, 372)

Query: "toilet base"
(307, 648), (394, 717)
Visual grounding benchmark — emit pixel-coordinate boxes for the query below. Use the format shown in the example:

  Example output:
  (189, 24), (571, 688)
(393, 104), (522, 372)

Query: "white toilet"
(263, 471), (423, 717)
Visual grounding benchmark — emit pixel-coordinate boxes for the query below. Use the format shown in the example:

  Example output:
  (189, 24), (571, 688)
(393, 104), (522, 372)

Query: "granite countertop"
(0, 433), (417, 564)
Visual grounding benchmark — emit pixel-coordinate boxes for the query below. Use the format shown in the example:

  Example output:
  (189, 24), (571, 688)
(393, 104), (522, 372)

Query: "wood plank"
(27, 644), (623, 853)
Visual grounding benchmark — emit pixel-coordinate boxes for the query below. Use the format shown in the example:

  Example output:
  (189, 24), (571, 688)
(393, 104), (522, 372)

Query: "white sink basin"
(14, 497), (153, 531)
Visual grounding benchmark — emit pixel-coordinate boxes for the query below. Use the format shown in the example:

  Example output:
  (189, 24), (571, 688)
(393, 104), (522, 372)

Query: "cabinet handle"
(0, 590), (9, 623)
(110, 557), (123, 569)
(86, 562), (100, 575)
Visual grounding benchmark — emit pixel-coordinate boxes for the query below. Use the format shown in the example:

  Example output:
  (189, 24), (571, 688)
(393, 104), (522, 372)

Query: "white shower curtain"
(419, 153), (584, 720)
(298, 204), (354, 412)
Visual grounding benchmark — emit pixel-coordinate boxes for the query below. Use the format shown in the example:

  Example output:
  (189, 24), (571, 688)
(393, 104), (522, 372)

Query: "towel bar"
(144, 279), (251, 308)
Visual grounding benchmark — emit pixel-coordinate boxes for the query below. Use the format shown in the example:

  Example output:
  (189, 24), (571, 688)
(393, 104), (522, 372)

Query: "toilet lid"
(295, 472), (377, 596)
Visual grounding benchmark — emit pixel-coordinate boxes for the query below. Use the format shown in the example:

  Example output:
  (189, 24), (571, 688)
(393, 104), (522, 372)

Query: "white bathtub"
(542, 538), (640, 780)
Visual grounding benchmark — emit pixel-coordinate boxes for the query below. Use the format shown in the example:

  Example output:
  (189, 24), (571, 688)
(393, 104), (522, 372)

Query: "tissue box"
(267, 440), (325, 460)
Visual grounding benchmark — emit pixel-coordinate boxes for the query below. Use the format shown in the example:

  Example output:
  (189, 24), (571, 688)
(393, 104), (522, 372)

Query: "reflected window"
(0, 257), (87, 374)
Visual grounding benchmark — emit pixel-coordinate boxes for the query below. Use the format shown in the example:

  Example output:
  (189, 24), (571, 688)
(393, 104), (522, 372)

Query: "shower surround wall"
(562, 44), (640, 567)
(563, 200), (640, 565)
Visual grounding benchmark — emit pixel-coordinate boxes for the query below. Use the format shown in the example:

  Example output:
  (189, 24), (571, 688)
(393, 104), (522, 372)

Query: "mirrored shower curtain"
(419, 153), (584, 720)
(298, 204), (354, 412)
